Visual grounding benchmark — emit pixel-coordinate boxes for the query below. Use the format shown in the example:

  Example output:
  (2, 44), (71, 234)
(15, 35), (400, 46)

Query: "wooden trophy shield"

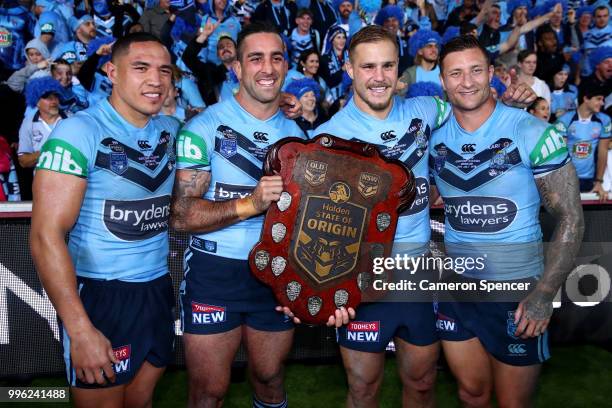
(248, 135), (416, 324)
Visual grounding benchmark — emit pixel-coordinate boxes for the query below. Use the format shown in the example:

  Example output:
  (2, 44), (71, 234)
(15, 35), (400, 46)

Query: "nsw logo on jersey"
(103, 195), (170, 240)
(113, 345), (131, 374)
(191, 302), (227, 324)
(37, 139), (88, 177)
(444, 196), (517, 233)
(346, 321), (380, 342)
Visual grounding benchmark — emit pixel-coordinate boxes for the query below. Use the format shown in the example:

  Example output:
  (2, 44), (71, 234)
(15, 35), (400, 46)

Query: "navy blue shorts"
(59, 274), (175, 388)
(336, 301), (438, 352)
(180, 250), (293, 335)
(435, 301), (550, 366)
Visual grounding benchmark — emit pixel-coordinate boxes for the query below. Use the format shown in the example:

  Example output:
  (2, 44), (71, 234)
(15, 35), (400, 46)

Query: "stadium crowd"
(0, 0), (610, 201)
(0, 0), (608, 406)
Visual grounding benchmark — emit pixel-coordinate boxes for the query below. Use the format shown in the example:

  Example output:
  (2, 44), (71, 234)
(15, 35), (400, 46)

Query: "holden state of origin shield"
(248, 135), (416, 325)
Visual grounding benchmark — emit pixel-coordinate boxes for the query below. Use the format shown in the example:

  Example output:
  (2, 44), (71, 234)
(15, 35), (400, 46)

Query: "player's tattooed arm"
(170, 169), (238, 233)
(514, 163), (585, 338)
(170, 170), (284, 233)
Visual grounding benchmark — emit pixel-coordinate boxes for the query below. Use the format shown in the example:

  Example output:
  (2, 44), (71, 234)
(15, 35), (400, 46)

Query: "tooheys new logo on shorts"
(176, 130), (209, 166)
(103, 195), (170, 241)
(36, 139), (88, 177)
(444, 196), (517, 232)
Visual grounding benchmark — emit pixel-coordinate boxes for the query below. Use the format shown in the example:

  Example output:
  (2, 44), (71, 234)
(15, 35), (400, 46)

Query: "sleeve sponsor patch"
(36, 138), (89, 178)
(529, 126), (568, 167)
(176, 130), (209, 166)
(434, 96), (450, 129)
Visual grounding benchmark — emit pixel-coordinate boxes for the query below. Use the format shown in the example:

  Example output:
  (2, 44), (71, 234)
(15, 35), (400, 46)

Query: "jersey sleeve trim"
(533, 156), (572, 178)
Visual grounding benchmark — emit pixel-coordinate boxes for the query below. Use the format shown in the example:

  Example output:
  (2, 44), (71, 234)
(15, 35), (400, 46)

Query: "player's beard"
(242, 73), (283, 104)
(355, 79), (395, 112)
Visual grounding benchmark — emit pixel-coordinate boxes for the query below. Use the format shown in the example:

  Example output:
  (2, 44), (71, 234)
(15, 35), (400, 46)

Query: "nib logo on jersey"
(436, 313), (458, 332)
(113, 345), (131, 374)
(214, 182), (254, 201)
(346, 321), (380, 342)
(191, 302), (226, 324)
(103, 195), (170, 240)
(37, 139), (88, 177)
(444, 196), (517, 233)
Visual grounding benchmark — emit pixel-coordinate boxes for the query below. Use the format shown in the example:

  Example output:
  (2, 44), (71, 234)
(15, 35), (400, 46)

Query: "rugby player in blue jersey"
(430, 35), (584, 407)
(170, 22), (305, 408)
(280, 25), (536, 408)
(31, 33), (180, 407)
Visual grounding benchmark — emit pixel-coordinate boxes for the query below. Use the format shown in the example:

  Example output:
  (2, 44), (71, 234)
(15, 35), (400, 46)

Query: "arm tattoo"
(526, 163), (585, 319)
(170, 170), (242, 233)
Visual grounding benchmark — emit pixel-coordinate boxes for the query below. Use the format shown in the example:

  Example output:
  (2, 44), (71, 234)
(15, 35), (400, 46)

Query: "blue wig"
(87, 36), (115, 69)
(529, 0), (567, 19)
(590, 46), (612, 69)
(490, 76), (507, 97)
(359, 0), (381, 13)
(406, 81), (444, 99)
(332, 0), (354, 11)
(576, 5), (594, 19)
(374, 5), (404, 27)
(25, 77), (64, 108)
(285, 78), (321, 100)
(442, 26), (460, 45)
(506, 0), (530, 16)
(409, 29), (441, 58)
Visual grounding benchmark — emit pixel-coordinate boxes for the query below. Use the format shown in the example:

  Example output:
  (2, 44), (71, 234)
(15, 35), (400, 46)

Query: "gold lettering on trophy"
(306, 218), (358, 239)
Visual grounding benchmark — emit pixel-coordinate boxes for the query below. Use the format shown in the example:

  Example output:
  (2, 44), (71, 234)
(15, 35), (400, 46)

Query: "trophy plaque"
(248, 134), (416, 324)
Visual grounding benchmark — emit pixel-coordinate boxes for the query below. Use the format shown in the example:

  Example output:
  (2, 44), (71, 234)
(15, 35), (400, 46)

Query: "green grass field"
(3, 345), (611, 407)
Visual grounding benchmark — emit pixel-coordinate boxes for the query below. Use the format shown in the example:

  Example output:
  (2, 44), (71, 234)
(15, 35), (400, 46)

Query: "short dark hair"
(111, 32), (167, 63)
(51, 58), (71, 72)
(297, 8), (313, 18)
(536, 24), (556, 43)
(236, 21), (282, 62)
(297, 48), (320, 74)
(460, 22), (477, 35)
(579, 82), (606, 104)
(594, 5), (609, 14)
(527, 97), (547, 114)
(348, 25), (398, 62)
(439, 35), (490, 71)
(517, 49), (536, 63)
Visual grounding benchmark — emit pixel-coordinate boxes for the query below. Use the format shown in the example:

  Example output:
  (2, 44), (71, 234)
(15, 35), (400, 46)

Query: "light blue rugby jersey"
(314, 96), (449, 257)
(175, 96), (306, 260)
(554, 111), (611, 180)
(36, 99), (181, 282)
(429, 102), (570, 280)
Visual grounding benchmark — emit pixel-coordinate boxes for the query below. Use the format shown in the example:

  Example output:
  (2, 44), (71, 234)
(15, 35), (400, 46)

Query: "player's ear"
(488, 64), (494, 83)
(106, 61), (118, 85)
(346, 59), (354, 80)
(233, 59), (242, 81)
